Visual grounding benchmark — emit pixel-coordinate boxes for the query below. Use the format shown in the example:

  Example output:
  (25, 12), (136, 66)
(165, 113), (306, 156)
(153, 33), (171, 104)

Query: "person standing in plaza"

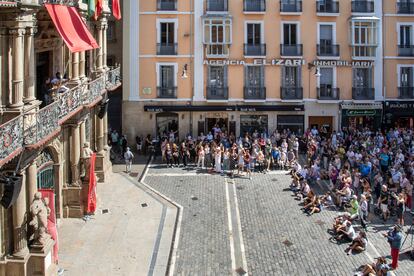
(214, 146), (222, 173)
(124, 147), (134, 173)
(383, 225), (403, 270)
(197, 145), (205, 169)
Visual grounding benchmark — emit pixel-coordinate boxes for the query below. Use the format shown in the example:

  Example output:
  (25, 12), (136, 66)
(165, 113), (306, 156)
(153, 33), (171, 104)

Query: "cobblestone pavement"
(144, 165), (414, 276)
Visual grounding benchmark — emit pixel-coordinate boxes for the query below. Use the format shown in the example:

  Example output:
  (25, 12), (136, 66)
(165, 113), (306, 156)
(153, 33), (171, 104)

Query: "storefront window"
(277, 115), (304, 134)
(240, 115), (268, 136)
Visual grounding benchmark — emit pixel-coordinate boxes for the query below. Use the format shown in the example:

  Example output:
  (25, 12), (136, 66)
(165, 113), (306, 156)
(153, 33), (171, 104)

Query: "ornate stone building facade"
(0, 0), (121, 275)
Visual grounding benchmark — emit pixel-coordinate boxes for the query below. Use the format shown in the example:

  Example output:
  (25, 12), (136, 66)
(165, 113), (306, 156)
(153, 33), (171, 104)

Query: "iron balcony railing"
(244, 44), (266, 56)
(244, 87), (266, 100)
(281, 87), (303, 100)
(352, 87), (375, 100)
(157, 43), (178, 55)
(398, 87), (414, 99)
(317, 87), (340, 100)
(351, 1), (374, 13)
(352, 46), (377, 58)
(398, 45), (414, 57)
(243, 0), (266, 12)
(280, 0), (302, 13)
(316, 0), (339, 13)
(157, 0), (177, 11)
(317, 44), (340, 57)
(397, 2), (414, 14)
(206, 0), (228, 12)
(157, 87), (177, 98)
(207, 86), (229, 100)
(280, 44), (303, 56)
(0, 66), (121, 168)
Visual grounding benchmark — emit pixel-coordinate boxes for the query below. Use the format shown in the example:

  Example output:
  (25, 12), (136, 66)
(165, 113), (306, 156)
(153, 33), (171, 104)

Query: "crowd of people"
(116, 124), (414, 273)
(289, 126), (414, 274)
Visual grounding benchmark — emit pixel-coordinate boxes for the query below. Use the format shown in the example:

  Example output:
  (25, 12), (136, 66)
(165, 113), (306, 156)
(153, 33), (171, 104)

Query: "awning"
(45, 4), (99, 53)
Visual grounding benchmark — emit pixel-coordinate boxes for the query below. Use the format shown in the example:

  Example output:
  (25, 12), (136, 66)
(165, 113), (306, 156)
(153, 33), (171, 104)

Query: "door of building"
(205, 118), (228, 135)
(308, 116), (333, 133)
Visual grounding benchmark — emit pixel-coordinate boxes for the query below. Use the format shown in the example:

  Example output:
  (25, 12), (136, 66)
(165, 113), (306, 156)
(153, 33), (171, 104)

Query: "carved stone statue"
(82, 142), (94, 181)
(29, 192), (51, 246)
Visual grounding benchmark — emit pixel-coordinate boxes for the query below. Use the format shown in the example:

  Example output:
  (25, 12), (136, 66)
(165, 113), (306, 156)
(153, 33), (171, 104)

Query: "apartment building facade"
(0, 1), (121, 275)
(383, 0), (414, 128)
(123, 0), (393, 141)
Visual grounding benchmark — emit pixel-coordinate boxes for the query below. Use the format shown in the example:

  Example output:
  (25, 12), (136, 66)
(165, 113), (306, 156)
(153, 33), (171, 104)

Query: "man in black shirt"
(377, 185), (389, 222)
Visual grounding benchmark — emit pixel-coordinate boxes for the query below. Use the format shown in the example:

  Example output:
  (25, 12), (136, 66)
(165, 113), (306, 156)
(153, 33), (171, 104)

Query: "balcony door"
(247, 23), (262, 45)
(400, 67), (413, 87)
(160, 22), (175, 45)
(319, 24), (333, 47)
(353, 68), (372, 88)
(283, 23), (298, 45)
(282, 66), (300, 88)
(400, 25), (412, 46)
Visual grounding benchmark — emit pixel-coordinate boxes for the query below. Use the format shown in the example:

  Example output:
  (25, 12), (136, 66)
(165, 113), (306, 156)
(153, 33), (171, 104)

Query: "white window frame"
(317, 22), (336, 44)
(244, 64), (265, 87)
(350, 20), (378, 46)
(397, 64), (414, 87)
(203, 18), (232, 45)
(281, 21), (301, 45)
(244, 21), (265, 44)
(397, 22), (414, 45)
(156, 62), (178, 87)
(316, 66), (337, 88)
(156, 18), (178, 44)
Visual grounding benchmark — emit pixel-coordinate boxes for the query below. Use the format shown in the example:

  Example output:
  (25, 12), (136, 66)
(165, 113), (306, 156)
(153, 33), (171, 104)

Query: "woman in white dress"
(215, 146), (222, 173)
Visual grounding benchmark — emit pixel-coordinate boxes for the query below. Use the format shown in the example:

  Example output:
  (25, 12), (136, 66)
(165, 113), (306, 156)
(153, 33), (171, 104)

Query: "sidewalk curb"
(138, 157), (183, 276)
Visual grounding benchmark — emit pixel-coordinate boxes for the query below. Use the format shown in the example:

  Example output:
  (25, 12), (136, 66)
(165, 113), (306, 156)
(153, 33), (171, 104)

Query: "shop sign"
(346, 110), (377, 116)
(203, 59), (306, 66)
(239, 107), (257, 112)
(142, 87), (152, 95)
(146, 107), (164, 112)
(386, 101), (414, 110)
(313, 60), (374, 68)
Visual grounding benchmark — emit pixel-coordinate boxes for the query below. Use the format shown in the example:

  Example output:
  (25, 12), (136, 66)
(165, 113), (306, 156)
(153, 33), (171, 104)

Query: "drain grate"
(235, 267), (247, 275)
(191, 196), (198, 201)
(102, 209), (109, 214)
(141, 203), (148, 207)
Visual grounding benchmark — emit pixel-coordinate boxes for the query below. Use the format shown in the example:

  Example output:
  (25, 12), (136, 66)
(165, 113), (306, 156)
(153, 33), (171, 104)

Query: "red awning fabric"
(45, 4), (99, 53)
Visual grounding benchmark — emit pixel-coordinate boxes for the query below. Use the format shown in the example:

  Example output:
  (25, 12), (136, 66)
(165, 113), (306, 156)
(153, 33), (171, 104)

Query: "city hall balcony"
(157, 0), (177, 11)
(352, 87), (375, 100)
(244, 43), (266, 57)
(317, 87), (340, 100)
(280, 0), (302, 13)
(0, 67), (121, 168)
(398, 45), (414, 57)
(317, 44), (340, 57)
(157, 87), (177, 98)
(207, 86), (229, 100)
(398, 87), (414, 99)
(316, 0), (339, 14)
(206, 0), (228, 13)
(157, 43), (178, 55)
(351, 0), (374, 13)
(280, 44), (303, 56)
(244, 0), (266, 12)
(244, 87), (266, 100)
(397, 1), (414, 14)
(281, 87), (303, 100)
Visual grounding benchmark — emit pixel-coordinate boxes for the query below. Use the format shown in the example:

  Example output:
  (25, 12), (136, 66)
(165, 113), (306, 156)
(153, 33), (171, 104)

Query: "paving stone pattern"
(145, 174), (233, 276)
(145, 165), (414, 275)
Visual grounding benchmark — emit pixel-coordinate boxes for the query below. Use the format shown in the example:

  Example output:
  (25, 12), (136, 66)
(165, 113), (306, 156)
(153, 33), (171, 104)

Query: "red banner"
(112, 0), (122, 20)
(87, 153), (97, 213)
(39, 189), (59, 263)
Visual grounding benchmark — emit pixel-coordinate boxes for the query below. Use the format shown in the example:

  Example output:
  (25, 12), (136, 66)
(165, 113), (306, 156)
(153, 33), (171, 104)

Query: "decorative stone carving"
(82, 142), (94, 181)
(29, 192), (51, 246)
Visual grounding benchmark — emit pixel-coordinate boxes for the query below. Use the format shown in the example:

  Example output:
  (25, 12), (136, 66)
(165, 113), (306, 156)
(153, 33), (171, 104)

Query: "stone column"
(80, 120), (86, 158)
(23, 26), (37, 104)
(8, 27), (25, 108)
(96, 110), (104, 153)
(12, 172), (29, 258)
(70, 124), (81, 186)
(26, 161), (38, 209)
(103, 109), (109, 150)
(79, 51), (86, 80)
(102, 22), (108, 70)
(71, 52), (80, 82)
(96, 20), (106, 72)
